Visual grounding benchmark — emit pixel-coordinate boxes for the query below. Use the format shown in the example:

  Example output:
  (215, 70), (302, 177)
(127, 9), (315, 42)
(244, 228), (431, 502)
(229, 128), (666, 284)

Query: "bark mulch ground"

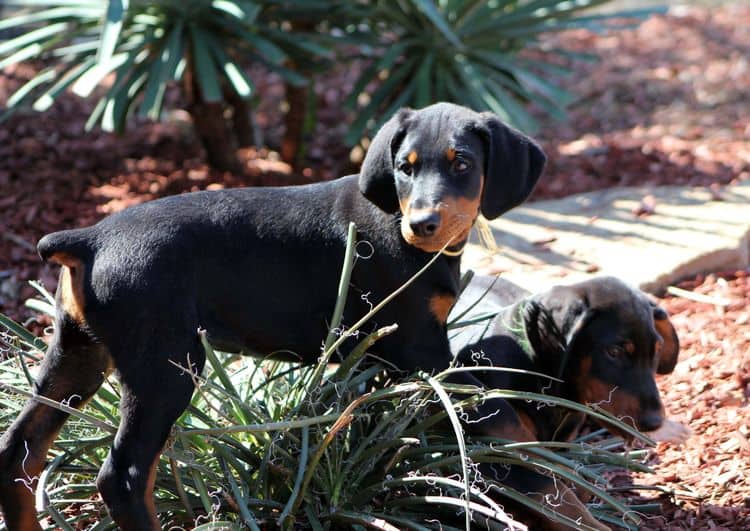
(633, 271), (750, 530)
(1, 3), (748, 529)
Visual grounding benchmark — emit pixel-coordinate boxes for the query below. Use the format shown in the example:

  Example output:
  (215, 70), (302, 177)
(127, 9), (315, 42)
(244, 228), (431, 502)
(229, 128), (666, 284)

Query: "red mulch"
(1, 4), (749, 530)
(633, 270), (750, 530)
(531, 4), (750, 199)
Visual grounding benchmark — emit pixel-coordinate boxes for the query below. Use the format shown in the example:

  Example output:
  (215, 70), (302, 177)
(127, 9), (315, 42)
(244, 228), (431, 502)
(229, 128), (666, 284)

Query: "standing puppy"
(0, 103), (545, 530)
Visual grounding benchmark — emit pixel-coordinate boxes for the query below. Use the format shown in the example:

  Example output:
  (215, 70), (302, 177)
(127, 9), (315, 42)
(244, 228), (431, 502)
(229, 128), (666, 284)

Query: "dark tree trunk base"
(281, 82), (309, 169)
(226, 91), (257, 149)
(189, 101), (241, 173)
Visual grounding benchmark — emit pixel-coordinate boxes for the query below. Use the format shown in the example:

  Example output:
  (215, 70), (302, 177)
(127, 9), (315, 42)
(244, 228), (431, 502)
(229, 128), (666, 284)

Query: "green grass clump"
(0, 317), (655, 531)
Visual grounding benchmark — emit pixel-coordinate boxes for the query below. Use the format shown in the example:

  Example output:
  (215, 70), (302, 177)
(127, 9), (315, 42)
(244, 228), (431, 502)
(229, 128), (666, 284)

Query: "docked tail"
(37, 228), (94, 266)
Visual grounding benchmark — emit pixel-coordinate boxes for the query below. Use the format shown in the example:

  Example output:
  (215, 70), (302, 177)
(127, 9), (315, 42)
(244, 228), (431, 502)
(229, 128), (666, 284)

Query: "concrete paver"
(463, 182), (750, 294)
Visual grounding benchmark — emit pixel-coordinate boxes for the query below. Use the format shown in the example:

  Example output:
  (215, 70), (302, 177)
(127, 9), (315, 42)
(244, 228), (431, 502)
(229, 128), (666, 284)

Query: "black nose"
(638, 410), (663, 432)
(409, 210), (441, 237)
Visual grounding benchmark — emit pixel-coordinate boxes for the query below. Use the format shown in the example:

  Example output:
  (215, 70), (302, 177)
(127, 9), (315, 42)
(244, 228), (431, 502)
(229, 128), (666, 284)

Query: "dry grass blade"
(666, 285), (732, 307)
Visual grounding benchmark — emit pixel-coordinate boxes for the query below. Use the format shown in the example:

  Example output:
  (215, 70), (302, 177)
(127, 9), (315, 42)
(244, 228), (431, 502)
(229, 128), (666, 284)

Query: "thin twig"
(666, 285), (731, 307)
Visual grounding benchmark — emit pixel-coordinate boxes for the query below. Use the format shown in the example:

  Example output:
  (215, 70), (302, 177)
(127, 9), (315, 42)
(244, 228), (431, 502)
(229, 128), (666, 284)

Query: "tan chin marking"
(400, 194), (480, 252)
(401, 217), (473, 252)
(400, 224), (452, 252)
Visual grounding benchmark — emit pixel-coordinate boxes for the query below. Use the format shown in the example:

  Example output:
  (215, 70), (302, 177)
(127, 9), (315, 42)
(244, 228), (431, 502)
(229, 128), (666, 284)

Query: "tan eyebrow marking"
(446, 147), (456, 162)
(407, 151), (418, 164)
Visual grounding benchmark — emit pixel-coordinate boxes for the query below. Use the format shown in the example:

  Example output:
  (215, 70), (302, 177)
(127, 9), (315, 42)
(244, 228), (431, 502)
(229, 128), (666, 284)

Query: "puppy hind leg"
(97, 338), (204, 531)
(487, 466), (611, 531)
(530, 480), (611, 531)
(0, 320), (111, 530)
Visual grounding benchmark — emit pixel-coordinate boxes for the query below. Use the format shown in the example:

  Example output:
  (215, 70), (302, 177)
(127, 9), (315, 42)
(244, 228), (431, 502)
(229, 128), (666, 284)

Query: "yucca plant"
(0, 226), (660, 530)
(342, 0), (657, 144)
(0, 0), (332, 171)
(0, 315), (658, 530)
(1, 0), (661, 171)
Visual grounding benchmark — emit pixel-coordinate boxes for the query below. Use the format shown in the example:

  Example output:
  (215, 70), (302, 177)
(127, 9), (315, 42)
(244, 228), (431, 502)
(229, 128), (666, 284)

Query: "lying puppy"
(449, 275), (680, 530)
(0, 103), (545, 531)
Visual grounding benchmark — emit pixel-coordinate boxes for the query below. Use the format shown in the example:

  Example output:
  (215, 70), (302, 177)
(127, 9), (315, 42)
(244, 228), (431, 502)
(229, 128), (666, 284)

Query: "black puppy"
(449, 275), (680, 530)
(0, 103), (545, 530)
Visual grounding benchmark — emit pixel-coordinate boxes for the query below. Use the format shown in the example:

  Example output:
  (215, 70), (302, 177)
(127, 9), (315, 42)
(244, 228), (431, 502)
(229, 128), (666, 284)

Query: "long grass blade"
(96, 0), (128, 66)
(324, 222), (357, 352)
(278, 425), (309, 529)
(425, 376), (471, 530)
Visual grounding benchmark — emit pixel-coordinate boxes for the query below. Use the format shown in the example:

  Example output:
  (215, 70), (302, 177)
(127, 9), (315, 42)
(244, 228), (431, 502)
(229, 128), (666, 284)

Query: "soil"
(0, 3), (748, 529)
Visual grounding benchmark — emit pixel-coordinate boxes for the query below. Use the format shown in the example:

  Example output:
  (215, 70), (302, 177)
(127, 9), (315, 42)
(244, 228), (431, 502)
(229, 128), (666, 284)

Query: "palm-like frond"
(344, 0), (656, 143)
(0, 0), (330, 132)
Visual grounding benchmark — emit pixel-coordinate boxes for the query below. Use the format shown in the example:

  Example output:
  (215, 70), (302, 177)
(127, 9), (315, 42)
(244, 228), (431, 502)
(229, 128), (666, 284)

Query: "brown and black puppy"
(449, 275), (680, 530)
(0, 103), (545, 530)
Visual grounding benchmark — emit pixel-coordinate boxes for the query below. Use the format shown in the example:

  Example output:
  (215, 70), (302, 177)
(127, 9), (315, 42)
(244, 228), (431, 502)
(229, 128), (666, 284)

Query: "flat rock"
(463, 182), (750, 294)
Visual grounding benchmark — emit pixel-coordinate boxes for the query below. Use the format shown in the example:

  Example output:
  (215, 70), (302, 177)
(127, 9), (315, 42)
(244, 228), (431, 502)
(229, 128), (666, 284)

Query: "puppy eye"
(606, 346), (626, 360)
(398, 162), (413, 176)
(452, 158), (471, 173)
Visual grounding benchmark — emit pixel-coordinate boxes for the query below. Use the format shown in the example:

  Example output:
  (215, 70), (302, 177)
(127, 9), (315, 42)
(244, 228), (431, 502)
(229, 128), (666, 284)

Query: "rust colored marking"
(654, 313), (679, 373)
(48, 251), (78, 268)
(56, 256), (86, 323)
(578, 355), (592, 380)
(579, 366), (642, 434)
(515, 410), (539, 440)
(407, 150), (418, 164)
(624, 341), (635, 354)
(400, 188), (483, 253)
(482, 408), (536, 442)
(429, 293), (456, 325)
(445, 147), (456, 162)
(503, 420), (536, 443)
(144, 455), (160, 529)
(399, 197), (410, 216)
(534, 482), (610, 531)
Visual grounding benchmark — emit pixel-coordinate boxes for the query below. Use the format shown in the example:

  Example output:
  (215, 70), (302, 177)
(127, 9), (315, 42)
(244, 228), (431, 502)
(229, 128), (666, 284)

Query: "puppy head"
(526, 277), (680, 435)
(358, 102), (545, 253)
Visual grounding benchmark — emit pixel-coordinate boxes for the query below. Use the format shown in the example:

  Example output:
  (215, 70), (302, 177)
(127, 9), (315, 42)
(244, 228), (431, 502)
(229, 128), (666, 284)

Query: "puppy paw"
(646, 418), (692, 444)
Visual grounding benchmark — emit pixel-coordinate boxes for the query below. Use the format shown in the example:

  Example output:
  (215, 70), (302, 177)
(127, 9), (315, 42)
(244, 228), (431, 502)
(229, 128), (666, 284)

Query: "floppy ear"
(652, 305), (680, 374)
(524, 286), (594, 370)
(358, 108), (413, 213)
(478, 113), (546, 220)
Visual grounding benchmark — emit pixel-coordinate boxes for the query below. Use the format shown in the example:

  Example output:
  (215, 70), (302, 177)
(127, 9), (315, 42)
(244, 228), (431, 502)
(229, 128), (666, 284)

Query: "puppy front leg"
(0, 321), (110, 530)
